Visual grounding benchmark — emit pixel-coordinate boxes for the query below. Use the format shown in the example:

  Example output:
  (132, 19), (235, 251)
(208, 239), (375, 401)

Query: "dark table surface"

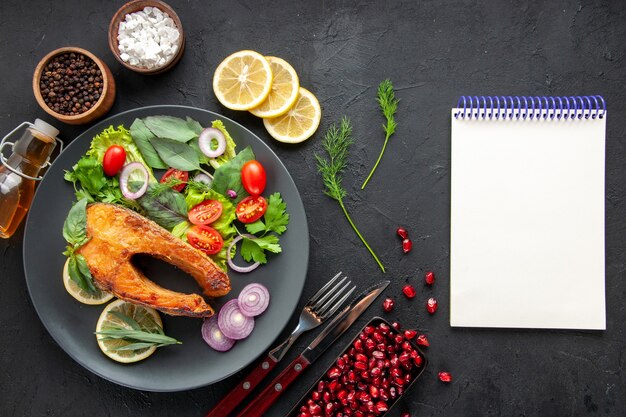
(1, 1), (625, 416)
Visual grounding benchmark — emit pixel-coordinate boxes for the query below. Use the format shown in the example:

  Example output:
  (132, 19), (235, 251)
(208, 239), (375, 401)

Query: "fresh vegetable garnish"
(241, 160), (266, 196)
(137, 184), (188, 230)
(227, 235), (260, 273)
(201, 316), (235, 352)
(263, 87), (322, 144)
(315, 118), (385, 272)
(193, 172), (213, 186)
(236, 195), (267, 224)
(62, 258), (113, 305)
(198, 127), (226, 158)
(217, 299), (255, 340)
(211, 146), (255, 203)
(361, 79), (399, 189)
(102, 145), (127, 176)
(240, 234), (281, 264)
(188, 200), (223, 225)
(244, 192), (289, 236)
(238, 283), (270, 317)
(119, 162), (149, 200)
(62, 198), (98, 296)
(160, 168), (188, 192)
(86, 125), (154, 178)
(188, 225), (224, 255)
(95, 300), (180, 363)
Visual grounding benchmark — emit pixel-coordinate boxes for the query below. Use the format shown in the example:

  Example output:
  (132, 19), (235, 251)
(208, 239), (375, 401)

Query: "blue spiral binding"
(454, 95), (606, 120)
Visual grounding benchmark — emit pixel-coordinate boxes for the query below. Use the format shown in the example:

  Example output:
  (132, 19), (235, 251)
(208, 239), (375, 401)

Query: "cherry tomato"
(236, 195), (267, 223)
(160, 168), (188, 192)
(241, 160), (267, 196)
(187, 225), (224, 255)
(188, 200), (223, 225)
(102, 145), (126, 176)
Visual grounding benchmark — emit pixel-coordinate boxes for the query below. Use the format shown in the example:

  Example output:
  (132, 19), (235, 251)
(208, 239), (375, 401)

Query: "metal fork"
(205, 272), (355, 417)
(269, 272), (355, 361)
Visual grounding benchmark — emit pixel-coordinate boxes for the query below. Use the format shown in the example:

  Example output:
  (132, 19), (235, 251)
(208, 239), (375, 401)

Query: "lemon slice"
(249, 56), (299, 118)
(95, 300), (163, 363)
(263, 87), (322, 143)
(213, 50), (273, 110)
(63, 258), (113, 305)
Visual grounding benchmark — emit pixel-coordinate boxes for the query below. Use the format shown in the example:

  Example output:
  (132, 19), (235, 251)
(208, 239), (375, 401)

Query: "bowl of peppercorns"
(33, 47), (116, 125)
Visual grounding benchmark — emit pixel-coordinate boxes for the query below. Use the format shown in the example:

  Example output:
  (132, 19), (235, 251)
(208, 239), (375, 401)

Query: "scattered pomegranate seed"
(416, 334), (430, 347)
(424, 271), (435, 285)
(426, 297), (438, 314)
(401, 413), (411, 417)
(404, 329), (417, 340)
(382, 298), (395, 312)
(391, 321), (401, 330)
(396, 227), (408, 239)
(402, 238), (412, 253)
(438, 371), (452, 383)
(402, 284), (416, 299)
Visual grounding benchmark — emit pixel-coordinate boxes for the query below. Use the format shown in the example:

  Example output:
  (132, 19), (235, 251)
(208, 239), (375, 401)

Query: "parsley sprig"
(361, 79), (399, 189)
(316, 117), (385, 272)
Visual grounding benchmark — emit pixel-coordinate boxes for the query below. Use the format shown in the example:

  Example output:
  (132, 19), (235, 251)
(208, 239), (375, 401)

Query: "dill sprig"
(316, 117), (386, 273)
(361, 79), (399, 189)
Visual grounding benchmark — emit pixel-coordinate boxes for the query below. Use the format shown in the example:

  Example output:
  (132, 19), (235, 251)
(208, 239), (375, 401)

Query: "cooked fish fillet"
(77, 203), (230, 318)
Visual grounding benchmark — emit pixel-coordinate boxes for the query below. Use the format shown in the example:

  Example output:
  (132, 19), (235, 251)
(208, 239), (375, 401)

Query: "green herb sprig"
(95, 311), (181, 352)
(62, 198), (98, 295)
(316, 117), (385, 272)
(361, 79), (399, 189)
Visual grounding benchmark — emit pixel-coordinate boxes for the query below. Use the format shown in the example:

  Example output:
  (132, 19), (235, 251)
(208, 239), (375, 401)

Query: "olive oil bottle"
(0, 119), (60, 238)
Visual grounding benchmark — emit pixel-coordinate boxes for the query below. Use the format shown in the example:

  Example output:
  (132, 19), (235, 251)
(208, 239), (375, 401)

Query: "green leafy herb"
(143, 116), (198, 142)
(67, 254), (97, 294)
(64, 157), (107, 197)
(95, 311), (181, 350)
(129, 119), (168, 169)
(245, 192), (289, 236)
(240, 234), (282, 264)
(186, 117), (204, 135)
(171, 221), (192, 242)
(316, 117), (385, 272)
(211, 146), (255, 203)
(62, 198), (89, 246)
(151, 137), (201, 171)
(361, 79), (399, 189)
(137, 184), (188, 230)
(208, 120), (237, 169)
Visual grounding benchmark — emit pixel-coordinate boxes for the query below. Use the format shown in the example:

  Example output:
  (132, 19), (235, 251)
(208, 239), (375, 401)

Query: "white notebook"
(450, 96), (606, 329)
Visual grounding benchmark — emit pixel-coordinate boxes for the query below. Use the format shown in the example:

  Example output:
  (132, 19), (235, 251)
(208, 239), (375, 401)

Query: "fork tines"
(307, 272), (355, 320)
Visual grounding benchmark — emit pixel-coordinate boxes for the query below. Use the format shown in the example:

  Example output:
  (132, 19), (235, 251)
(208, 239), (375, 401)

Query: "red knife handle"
(205, 354), (278, 417)
(236, 355), (311, 417)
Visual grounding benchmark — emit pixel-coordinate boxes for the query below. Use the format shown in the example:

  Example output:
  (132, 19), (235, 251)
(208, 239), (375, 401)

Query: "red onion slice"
(227, 235), (260, 273)
(217, 299), (255, 340)
(193, 172), (213, 186)
(201, 316), (236, 352)
(238, 283), (270, 317)
(119, 162), (149, 200)
(199, 128), (226, 158)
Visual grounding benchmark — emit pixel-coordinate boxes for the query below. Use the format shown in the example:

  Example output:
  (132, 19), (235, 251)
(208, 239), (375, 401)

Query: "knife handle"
(236, 355), (311, 417)
(205, 354), (278, 417)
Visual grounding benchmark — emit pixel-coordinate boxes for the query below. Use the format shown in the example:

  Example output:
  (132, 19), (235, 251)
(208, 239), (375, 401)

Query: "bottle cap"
(33, 119), (59, 139)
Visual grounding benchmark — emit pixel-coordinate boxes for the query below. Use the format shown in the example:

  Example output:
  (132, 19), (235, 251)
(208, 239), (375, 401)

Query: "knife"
(234, 280), (390, 417)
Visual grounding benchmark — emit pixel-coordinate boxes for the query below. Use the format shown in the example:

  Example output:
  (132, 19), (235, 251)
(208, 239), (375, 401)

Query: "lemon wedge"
(213, 50), (273, 110)
(263, 87), (322, 144)
(249, 56), (299, 118)
(62, 258), (113, 305)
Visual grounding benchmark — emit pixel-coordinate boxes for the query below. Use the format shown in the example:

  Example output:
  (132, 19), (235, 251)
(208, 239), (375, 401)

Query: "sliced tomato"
(241, 160), (267, 196)
(102, 145), (126, 176)
(236, 195), (267, 224)
(160, 168), (188, 192)
(189, 200), (223, 225)
(187, 225), (224, 255)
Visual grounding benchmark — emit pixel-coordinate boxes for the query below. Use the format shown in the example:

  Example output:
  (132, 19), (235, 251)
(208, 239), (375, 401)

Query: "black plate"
(22, 105), (309, 392)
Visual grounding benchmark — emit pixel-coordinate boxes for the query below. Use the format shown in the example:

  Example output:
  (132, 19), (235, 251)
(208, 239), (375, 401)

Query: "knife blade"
(235, 280), (390, 417)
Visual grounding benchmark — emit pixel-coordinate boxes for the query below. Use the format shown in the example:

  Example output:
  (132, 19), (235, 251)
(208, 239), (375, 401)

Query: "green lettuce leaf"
(210, 146), (255, 203)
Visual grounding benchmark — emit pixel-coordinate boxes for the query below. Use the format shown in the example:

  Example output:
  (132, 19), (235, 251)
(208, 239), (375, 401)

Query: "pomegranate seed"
(309, 403), (322, 415)
(396, 227), (408, 239)
(382, 298), (394, 312)
(402, 238), (412, 253)
(317, 381), (325, 391)
(424, 271), (435, 285)
(391, 321), (401, 330)
(358, 392), (371, 403)
(402, 341), (413, 351)
(312, 391), (321, 401)
(328, 367), (341, 379)
(394, 334), (404, 344)
(373, 332), (385, 343)
(360, 370), (371, 380)
(416, 334), (430, 347)
(402, 284), (416, 299)
(364, 325), (375, 335)
(401, 413), (411, 417)
(390, 367), (403, 378)
(355, 353), (367, 363)
(337, 390), (348, 400)
(379, 389), (389, 401)
(370, 367), (382, 377)
(378, 322), (390, 333)
(353, 339), (363, 352)
(325, 403), (334, 414)
(439, 371), (453, 383)
(404, 329), (417, 340)
(375, 401), (388, 413)
(328, 380), (341, 392)
(426, 297), (438, 314)
(398, 352), (411, 365)
(354, 361), (367, 371)
(323, 391), (331, 403)
(369, 385), (379, 398)
(372, 350), (385, 359)
(365, 338), (376, 351)
(389, 386), (397, 399)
